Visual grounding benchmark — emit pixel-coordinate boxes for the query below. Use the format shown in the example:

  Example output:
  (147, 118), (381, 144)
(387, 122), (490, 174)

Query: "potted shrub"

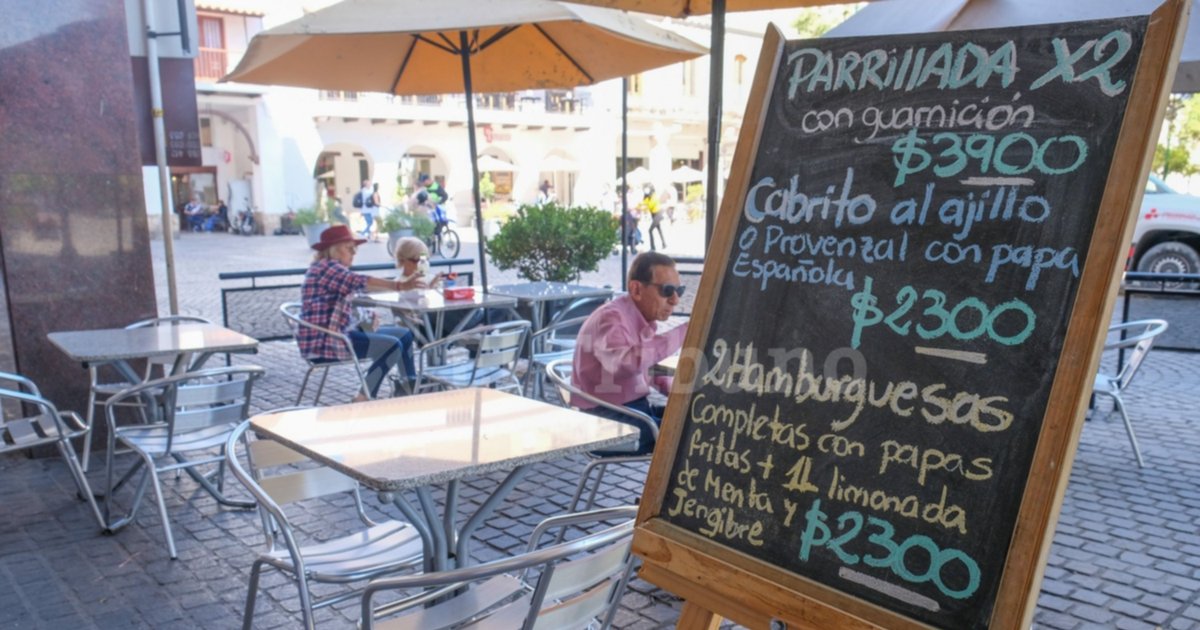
(487, 202), (619, 282)
(293, 201), (337, 247)
(379, 208), (436, 255)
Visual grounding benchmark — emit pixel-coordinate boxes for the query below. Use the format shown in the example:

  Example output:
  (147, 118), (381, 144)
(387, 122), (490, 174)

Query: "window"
(682, 61), (696, 97)
(199, 118), (213, 147)
(194, 15), (227, 80)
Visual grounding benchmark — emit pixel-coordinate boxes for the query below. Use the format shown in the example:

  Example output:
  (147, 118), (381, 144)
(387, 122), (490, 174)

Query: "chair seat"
(530, 349), (573, 366)
(262, 520), (424, 583)
(117, 422), (236, 456)
(375, 575), (525, 630)
(422, 363), (516, 389)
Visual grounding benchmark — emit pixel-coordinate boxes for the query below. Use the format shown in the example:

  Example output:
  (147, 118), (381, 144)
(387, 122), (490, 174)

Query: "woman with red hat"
(299, 225), (424, 399)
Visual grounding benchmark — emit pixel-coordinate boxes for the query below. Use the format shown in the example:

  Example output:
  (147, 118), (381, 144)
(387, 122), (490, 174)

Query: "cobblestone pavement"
(2, 231), (1198, 629)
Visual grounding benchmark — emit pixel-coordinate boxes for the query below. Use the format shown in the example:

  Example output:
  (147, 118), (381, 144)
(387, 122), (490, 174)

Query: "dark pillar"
(0, 0), (157, 413)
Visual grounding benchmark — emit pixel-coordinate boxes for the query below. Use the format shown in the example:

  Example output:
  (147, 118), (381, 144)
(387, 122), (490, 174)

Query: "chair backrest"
(106, 366), (264, 453)
(544, 359), (658, 440)
(0, 372), (74, 452)
(531, 315), (588, 350)
(475, 320), (531, 371)
(522, 507), (638, 630)
(360, 506), (637, 630)
(1104, 319), (1168, 390)
(126, 315), (213, 374)
(226, 419), (371, 551)
(280, 301), (356, 362)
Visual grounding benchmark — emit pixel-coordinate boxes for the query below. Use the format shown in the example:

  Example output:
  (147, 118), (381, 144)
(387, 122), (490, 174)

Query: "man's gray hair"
(628, 252), (676, 285)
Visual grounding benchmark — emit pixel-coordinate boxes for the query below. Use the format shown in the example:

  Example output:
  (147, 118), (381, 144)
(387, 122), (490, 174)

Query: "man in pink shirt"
(573, 252), (688, 454)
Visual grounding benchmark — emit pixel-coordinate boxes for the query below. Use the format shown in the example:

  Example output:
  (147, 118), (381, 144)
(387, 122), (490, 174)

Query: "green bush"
(487, 202), (619, 282)
(378, 207), (436, 241)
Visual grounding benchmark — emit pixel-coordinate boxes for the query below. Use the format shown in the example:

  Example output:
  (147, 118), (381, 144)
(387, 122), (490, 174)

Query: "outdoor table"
(656, 352), (680, 374)
(249, 387), (637, 574)
(48, 323), (260, 384)
(353, 288), (518, 345)
(489, 282), (613, 333)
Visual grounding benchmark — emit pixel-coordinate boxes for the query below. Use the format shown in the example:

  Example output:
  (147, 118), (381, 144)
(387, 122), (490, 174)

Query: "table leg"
(387, 491), (440, 574)
(455, 466), (531, 564)
(417, 488), (450, 571)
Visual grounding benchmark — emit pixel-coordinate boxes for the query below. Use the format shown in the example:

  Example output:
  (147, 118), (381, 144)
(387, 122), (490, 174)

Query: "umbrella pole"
(704, 0), (726, 248)
(459, 32), (488, 291)
(621, 77), (629, 291)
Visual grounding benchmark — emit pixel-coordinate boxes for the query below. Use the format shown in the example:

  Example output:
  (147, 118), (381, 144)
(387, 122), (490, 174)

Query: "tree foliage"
(792, 4), (863, 38)
(486, 202), (619, 282)
(1157, 94), (1200, 178)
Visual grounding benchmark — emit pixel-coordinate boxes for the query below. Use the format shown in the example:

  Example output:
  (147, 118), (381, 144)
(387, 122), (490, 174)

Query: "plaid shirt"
(298, 258), (368, 361)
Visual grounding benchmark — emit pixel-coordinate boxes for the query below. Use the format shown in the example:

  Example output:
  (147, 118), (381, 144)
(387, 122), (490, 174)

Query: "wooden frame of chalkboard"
(632, 2), (1189, 628)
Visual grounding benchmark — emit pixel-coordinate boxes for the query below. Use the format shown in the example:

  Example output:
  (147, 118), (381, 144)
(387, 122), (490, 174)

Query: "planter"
(386, 229), (415, 256)
(302, 222), (331, 247)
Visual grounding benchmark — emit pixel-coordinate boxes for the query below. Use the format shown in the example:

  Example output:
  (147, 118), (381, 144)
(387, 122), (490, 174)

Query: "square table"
(354, 288), (519, 345)
(250, 388), (638, 573)
(49, 323), (260, 384)
(489, 282), (613, 332)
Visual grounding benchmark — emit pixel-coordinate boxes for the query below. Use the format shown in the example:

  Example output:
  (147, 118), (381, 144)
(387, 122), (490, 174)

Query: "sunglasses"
(643, 282), (686, 298)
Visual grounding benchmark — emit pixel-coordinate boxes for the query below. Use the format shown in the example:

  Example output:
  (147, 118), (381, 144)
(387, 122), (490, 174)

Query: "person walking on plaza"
(299, 225), (422, 400)
(640, 185), (666, 251)
(572, 252), (688, 454)
(355, 179), (376, 238)
(537, 180), (555, 206)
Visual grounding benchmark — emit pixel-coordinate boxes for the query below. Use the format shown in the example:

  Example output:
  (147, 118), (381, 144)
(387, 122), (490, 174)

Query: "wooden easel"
(632, 1), (1190, 628)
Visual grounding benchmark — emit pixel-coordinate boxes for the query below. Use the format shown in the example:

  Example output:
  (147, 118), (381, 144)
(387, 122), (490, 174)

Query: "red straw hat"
(311, 224), (366, 251)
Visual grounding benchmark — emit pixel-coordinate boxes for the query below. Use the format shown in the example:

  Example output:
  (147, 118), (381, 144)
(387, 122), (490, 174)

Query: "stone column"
(0, 0), (157, 414)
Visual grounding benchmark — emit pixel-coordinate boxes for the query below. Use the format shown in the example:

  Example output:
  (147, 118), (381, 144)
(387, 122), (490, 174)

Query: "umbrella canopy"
(223, 0), (705, 289)
(566, 0), (857, 245)
(477, 154), (516, 172)
(670, 165), (704, 183)
(223, 0), (707, 94)
(827, 0), (1200, 91)
(566, 0), (831, 18)
(618, 166), (652, 186)
(540, 154), (580, 172)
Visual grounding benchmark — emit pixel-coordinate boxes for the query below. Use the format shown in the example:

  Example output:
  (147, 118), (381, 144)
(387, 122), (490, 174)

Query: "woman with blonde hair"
(392, 236), (435, 284)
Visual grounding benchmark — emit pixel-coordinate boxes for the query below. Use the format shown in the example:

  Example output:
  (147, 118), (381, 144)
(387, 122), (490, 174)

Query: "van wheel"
(1137, 241), (1200, 287)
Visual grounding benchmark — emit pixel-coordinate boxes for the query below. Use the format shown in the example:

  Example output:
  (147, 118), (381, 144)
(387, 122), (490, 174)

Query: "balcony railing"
(194, 47), (229, 81)
(322, 91), (587, 114)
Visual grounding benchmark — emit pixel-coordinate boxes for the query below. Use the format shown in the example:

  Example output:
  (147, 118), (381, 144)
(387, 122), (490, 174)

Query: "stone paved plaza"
(2, 229), (1199, 629)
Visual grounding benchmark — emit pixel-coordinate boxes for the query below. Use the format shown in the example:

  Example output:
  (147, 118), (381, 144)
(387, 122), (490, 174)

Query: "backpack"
(352, 192), (364, 209)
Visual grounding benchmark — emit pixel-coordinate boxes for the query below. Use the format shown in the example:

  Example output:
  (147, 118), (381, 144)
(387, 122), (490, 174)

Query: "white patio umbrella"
(222, 0), (705, 289)
(670, 164), (704, 183)
(618, 166), (652, 187)
(476, 154), (516, 172)
(540, 154), (580, 172)
(828, 0), (1198, 92)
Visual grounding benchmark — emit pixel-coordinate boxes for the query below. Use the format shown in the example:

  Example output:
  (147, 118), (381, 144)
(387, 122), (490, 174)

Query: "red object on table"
(444, 286), (475, 300)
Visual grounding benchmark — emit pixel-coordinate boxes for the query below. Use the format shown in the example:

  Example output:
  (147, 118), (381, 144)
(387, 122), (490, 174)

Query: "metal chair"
(544, 359), (658, 513)
(1093, 319), (1169, 468)
(360, 506), (637, 630)
(83, 315), (213, 471)
(0, 372), (105, 528)
(225, 418), (425, 630)
(522, 315), (588, 400)
(103, 366), (265, 559)
(280, 302), (372, 404)
(414, 320), (531, 394)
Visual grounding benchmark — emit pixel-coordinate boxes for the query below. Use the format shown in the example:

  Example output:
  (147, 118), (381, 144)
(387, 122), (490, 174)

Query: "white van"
(1130, 174), (1200, 275)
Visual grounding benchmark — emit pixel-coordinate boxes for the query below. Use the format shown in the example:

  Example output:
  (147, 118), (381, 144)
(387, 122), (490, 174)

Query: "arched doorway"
(398, 147), (448, 200)
(315, 143), (372, 218)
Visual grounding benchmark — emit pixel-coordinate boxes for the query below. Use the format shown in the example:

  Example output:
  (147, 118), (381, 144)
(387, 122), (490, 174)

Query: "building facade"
(171, 1), (785, 233)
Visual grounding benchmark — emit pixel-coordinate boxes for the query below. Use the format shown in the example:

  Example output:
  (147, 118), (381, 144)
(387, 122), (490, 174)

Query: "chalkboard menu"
(654, 17), (1153, 630)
